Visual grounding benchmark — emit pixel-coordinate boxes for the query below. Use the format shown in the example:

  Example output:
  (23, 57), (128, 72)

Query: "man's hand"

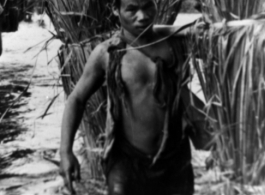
(60, 152), (81, 194)
(193, 18), (209, 37)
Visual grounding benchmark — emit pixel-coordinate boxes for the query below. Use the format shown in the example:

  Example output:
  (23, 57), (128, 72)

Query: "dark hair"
(113, 0), (121, 8)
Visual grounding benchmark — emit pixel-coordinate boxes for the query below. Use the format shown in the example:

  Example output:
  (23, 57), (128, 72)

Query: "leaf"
(193, 18), (265, 185)
(59, 48), (73, 73)
(37, 94), (60, 119)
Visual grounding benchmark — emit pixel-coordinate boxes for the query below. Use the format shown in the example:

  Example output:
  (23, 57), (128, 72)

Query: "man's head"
(113, 0), (157, 37)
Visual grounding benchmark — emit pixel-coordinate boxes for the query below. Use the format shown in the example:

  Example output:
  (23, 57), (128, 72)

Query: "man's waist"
(114, 135), (191, 165)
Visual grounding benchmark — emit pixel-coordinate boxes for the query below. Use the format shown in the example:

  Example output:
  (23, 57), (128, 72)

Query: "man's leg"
(107, 161), (127, 195)
(107, 160), (145, 195)
(167, 162), (194, 195)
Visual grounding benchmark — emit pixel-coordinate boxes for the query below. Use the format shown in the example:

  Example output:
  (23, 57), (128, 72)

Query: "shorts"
(102, 138), (194, 195)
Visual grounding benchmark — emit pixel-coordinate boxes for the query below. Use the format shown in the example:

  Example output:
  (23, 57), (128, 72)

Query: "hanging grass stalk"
(199, 0), (264, 22)
(190, 0), (265, 187)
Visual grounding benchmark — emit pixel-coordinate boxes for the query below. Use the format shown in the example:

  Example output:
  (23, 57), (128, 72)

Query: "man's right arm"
(60, 44), (108, 193)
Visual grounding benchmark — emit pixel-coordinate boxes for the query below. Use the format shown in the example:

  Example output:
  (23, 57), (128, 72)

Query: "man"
(60, 0), (210, 194)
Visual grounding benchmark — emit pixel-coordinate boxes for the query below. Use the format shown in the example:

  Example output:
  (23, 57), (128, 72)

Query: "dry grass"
(198, 0), (265, 22)
(189, 0), (265, 192)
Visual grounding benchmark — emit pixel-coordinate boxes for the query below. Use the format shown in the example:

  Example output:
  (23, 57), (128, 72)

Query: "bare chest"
(120, 45), (173, 90)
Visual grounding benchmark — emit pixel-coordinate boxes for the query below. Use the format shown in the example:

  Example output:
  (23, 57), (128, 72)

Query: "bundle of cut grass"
(199, 0), (264, 22)
(45, 0), (184, 182)
(190, 0), (265, 190)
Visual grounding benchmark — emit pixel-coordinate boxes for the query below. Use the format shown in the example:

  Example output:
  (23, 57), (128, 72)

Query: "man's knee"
(107, 162), (128, 195)
(108, 181), (125, 195)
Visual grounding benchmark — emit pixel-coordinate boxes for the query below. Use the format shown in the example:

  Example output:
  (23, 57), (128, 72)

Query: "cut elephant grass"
(45, 0), (183, 43)
(198, 0), (264, 22)
(190, 0), (265, 193)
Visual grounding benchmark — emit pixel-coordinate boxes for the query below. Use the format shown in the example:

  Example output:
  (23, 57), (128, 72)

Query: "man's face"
(117, 0), (157, 37)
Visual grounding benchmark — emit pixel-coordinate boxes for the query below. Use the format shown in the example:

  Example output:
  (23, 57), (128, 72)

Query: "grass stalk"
(191, 16), (265, 187)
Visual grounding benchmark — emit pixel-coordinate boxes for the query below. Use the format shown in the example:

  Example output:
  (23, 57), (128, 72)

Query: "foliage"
(180, 0), (200, 13)
(199, 0), (265, 23)
(191, 0), (265, 188)
(45, 0), (183, 44)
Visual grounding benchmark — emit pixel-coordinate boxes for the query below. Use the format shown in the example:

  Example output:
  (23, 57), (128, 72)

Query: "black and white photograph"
(1, 0), (265, 194)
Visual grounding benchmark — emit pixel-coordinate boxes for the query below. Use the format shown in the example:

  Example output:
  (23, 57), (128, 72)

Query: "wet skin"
(59, 0), (208, 193)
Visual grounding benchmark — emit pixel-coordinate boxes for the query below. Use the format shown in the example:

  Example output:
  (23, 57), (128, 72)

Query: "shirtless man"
(60, 0), (209, 194)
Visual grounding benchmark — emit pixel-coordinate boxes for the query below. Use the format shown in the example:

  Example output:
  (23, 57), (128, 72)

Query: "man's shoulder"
(93, 34), (124, 56)
(88, 34), (124, 70)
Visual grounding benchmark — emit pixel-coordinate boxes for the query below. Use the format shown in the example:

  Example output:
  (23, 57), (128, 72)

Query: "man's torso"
(105, 32), (185, 156)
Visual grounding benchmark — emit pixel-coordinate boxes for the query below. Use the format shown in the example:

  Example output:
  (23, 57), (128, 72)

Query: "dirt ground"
(0, 13), (221, 195)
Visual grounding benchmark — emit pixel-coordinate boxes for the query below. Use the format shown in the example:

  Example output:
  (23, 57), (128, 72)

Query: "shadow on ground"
(0, 84), (31, 143)
(0, 65), (32, 172)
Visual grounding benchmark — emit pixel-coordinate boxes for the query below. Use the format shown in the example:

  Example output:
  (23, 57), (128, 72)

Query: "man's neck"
(121, 28), (157, 46)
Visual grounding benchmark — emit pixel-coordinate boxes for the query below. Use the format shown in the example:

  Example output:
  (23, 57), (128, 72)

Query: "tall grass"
(45, 0), (184, 183)
(191, 0), (265, 190)
(199, 0), (264, 22)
